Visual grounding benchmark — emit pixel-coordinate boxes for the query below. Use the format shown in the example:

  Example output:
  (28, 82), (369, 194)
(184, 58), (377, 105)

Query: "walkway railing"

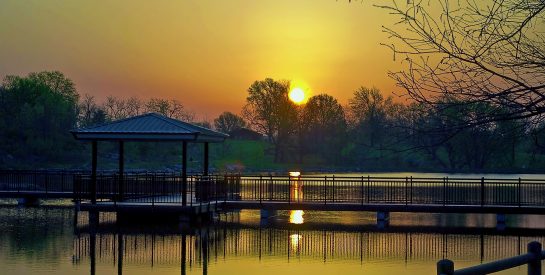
(2, 170), (545, 207)
(229, 175), (545, 206)
(0, 170), (77, 194)
(73, 173), (229, 205)
(437, 241), (545, 275)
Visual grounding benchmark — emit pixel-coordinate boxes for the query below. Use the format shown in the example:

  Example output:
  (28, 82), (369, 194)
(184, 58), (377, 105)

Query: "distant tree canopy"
(299, 94), (346, 163)
(100, 96), (194, 122)
(1, 70), (544, 172)
(214, 112), (246, 134)
(0, 71), (79, 162)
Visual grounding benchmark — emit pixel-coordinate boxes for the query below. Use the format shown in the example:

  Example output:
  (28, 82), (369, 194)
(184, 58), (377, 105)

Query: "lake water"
(2, 202), (545, 275)
(3, 172), (545, 275)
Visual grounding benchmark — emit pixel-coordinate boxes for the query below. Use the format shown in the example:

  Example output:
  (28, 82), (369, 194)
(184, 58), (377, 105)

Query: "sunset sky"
(0, 0), (403, 119)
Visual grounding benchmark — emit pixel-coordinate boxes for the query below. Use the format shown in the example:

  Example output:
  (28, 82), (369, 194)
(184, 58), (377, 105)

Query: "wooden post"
(528, 241), (542, 275)
(91, 141), (97, 205)
(437, 259), (454, 275)
(203, 142), (209, 176)
(118, 141), (124, 202)
(182, 141), (188, 206)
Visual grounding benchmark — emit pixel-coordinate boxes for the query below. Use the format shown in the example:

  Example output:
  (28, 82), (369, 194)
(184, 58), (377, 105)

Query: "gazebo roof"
(71, 113), (228, 142)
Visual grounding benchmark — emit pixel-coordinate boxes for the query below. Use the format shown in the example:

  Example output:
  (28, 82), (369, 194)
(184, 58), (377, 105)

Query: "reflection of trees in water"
(74, 227), (545, 268)
(0, 207), (74, 262)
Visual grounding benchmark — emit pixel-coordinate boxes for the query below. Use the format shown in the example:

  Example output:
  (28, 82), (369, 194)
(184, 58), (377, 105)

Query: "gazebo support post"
(203, 142), (209, 203)
(182, 141), (188, 206)
(204, 142), (209, 176)
(118, 141), (124, 201)
(91, 140), (97, 205)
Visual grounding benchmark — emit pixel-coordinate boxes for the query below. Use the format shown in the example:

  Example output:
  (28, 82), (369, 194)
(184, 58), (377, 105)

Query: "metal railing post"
(259, 175), (263, 204)
(437, 259), (454, 275)
(481, 177), (485, 206)
(332, 175), (335, 203)
(518, 178), (522, 206)
(361, 176), (364, 205)
(410, 176), (413, 204)
(405, 177), (408, 205)
(324, 176), (327, 205)
(269, 175), (273, 201)
(443, 177), (446, 206)
(367, 175), (370, 203)
(288, 176), (291, 204)
(528, 241), (542, 275)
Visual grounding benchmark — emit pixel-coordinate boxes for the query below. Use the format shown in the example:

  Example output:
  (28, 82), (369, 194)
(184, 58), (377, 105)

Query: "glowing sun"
(289, 87), (306, 104)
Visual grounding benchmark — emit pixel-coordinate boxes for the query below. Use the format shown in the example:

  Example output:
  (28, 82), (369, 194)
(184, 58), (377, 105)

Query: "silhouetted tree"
(347, 87), (406, 166)
(145, 98), (194, 121)
(242, 78), (298, 162)
(214, 112), (246, 133)
(78, 94), (106, 127)
(379, 0), (545, 127)
(299, 94), (347, 163)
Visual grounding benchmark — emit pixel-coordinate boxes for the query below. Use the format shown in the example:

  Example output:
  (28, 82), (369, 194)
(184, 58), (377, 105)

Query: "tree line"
(240, 78), (545, 172)
(0, 71), (543, 172)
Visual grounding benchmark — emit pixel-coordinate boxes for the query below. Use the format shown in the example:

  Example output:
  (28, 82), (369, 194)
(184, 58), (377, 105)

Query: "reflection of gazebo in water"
(71, 112), (228, 206)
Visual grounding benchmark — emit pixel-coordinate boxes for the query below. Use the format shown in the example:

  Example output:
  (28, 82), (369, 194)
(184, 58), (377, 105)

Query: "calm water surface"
(3, 171), (545, 275)
(2, 202), (545, 275)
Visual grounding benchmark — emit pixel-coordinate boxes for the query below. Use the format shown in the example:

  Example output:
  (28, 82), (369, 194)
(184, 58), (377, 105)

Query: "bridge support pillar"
(377, 211), (390, 221)
(377, 211), (390, 229)
(89, 211), (99, 229)
(17, 196), (40, 206)
(496, 214), (507, 230)
(260, 209), (277, 220)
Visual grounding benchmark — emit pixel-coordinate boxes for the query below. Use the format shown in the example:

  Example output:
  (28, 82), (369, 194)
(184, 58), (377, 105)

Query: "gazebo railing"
(73, 173), (231, 205)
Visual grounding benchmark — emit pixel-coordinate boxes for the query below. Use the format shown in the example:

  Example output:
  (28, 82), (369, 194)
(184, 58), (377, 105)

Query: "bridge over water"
(3, 170), (545, 221)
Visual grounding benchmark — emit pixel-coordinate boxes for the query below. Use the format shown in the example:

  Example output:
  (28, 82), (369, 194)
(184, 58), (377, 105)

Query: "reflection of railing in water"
(73, 227), (545, 267)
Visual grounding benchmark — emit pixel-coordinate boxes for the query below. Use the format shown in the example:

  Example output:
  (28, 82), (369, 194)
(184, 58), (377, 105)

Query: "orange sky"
(0, 0), (404, 120)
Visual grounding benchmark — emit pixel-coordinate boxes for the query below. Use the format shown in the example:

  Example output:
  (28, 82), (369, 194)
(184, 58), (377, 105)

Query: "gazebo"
(71, 112), (228, 205)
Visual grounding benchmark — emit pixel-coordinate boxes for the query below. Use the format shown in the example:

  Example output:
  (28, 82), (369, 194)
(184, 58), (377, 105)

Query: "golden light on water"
(289, 210), (304, 224)
(289, 171), (301, 177)
(289, 233), (302, 251)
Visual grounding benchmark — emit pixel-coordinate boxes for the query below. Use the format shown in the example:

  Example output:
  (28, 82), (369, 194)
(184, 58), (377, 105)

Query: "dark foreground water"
(2, 202), (545, 275)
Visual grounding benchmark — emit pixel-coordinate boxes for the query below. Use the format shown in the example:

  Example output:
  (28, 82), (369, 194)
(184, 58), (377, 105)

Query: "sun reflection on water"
(289, 233), (302, 251)
(290, 210), (305, 224)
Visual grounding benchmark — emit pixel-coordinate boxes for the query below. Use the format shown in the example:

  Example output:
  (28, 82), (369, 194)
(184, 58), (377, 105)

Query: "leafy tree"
(0, 71), (79, 165)
(242, 78), (298, 162)
(347, 87), (407, 167)
(214, 112), (246, 133)
(299, 94), (346, 163)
